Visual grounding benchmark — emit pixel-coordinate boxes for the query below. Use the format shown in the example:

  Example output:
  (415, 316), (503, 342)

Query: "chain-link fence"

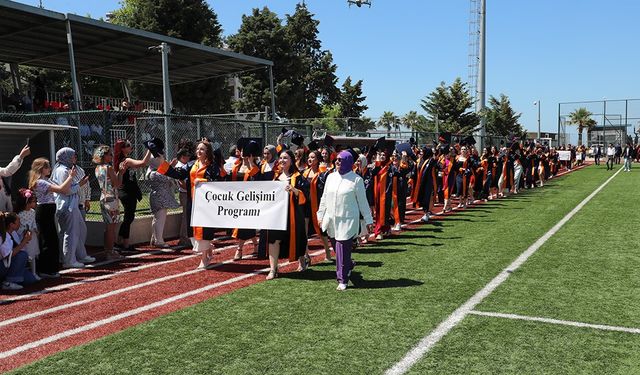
(0, 109), (516, 218)
(0, 110), (313, 218)
(559, 98), (640, 147)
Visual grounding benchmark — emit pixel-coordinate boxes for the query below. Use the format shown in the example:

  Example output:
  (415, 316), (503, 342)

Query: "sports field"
(6, 164), (640, 374)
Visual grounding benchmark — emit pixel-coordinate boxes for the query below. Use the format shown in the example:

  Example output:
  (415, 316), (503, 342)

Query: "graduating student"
(371, 139), (396, 240)
(411, 146), (437, 222)
(157, 139), (227, 269)
(303, 150), (332, 261)
(230, 139), (261, 261)
(256, 144), (278, 260)
(390, 148), (413, 230)
(264, 150), (309, 279)
(455, 145), (473, 208)
(439, 145), (456, 212)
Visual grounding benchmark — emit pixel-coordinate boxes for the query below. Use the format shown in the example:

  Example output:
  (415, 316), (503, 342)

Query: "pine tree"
(420, 78), (479, 134)
(484, 94), (524, 137)
(339, 77), (368, 119)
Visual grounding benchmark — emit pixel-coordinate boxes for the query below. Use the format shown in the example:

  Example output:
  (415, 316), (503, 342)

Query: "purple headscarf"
(338, 150), (354, 175)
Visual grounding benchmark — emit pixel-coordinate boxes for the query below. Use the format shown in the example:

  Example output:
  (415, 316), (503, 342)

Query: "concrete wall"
(86, 211), (183, 247)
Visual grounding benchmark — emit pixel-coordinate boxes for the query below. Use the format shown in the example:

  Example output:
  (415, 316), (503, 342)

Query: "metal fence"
(559, 98), (640, 147)
(0, 110), (312, 217)
(0, 109), (515, 217)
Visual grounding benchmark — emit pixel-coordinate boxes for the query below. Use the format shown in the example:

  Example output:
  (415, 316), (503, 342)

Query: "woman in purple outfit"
(317, 150), (374, 291)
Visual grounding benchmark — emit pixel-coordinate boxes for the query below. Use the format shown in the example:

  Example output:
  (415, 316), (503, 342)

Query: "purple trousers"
(330, 238), (354, 284)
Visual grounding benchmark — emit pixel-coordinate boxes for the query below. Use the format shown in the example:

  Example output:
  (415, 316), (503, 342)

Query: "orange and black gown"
(303, 167), (328, 236)
(256, 160), (277, 258)
(158, 159), (227, 241)
(265, 171), (309, 260)
(372, 161), (398, 235)
(231, 163), (260, 240)
(454, 156), (472, 200)
(412, 156), (437, 213)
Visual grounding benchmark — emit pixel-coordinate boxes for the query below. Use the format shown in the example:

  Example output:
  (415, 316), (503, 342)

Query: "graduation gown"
(266, 171), (309, 261)
(412, 157), (437, 210)
(230, 163), (260, 240)
(372, 161), (398, 230)
(158, 159), (226, 241)
(303, 167), (328, 236)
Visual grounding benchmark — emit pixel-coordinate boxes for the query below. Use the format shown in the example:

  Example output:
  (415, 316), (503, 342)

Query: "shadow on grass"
(350, 272), (424, 289)
(353, 247), (407, 254)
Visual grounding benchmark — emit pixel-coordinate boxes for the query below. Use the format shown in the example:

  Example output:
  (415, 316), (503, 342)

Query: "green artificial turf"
(10, 166), (621, 375)
(476, 167), (640, 327)
(408, 314), (640, 374)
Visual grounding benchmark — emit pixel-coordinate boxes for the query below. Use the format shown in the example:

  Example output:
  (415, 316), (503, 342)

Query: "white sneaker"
(420, 214), (429, 223)
(336, 283), (347, 291)
(375, 234), (383, 240)
(63, 261), (85, 269)
(78, 256), (96, 264)
(2, 281), (23, 290)
(392, 224), (402, 231)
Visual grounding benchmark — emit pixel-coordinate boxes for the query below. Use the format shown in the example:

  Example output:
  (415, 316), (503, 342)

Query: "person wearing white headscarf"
(51, 147), (94, 268)
(146, 157), (179, 247)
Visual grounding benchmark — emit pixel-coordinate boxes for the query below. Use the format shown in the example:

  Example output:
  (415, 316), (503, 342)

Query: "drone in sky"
(348, 0), (372, 8)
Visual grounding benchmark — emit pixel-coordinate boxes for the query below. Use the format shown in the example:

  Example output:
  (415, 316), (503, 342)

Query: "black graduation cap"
(409, 137), (416, 145)
(143, 137), (165, 157)
(345, 148), (359, 161)
(281, 127), (288, 135)
(308, 140), (319, 151)
(291, 131), (305, 147)
(438, 132), (452, 144)
(422, 146), (434, 158)
(396, 142), (416, 159)
(372, 136), (386, 153)
(440, 144), (450, 155)
(460, 135), (476, 146)
(237, 137), (262, 154)
(324, 134), (335, 148)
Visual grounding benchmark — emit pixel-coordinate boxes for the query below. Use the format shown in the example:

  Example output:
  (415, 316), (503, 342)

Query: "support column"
(268, 66), (276, 121)
(160, 42), (173, 158)
(65, 19), (82, 111)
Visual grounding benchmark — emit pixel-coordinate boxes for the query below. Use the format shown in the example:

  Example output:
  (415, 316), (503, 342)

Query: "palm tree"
(568, 107), (597, 146)
(402, 110), (429, 140)
(378, 111), (399, 137)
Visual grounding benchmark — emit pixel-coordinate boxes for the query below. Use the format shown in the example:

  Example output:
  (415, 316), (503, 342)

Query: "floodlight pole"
(477, 0), (486, 149)
(160, 42), (173, 158)
(534, 100), (541, 140)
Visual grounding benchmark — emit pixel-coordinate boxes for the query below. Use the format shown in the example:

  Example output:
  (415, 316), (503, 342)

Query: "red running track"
(0, 164), (586, 372)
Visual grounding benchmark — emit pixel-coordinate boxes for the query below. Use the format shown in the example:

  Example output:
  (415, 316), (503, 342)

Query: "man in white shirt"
(606, 143), (615, 170)
(0, 145), (31, 212)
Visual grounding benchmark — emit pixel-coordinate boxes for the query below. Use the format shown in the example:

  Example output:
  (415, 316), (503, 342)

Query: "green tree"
(283, 3), (340, 117)
(420, 77), (479, 134)
(110, 0), (231, 114)
(227, 7), (292, 117)
(339, 76), (368, 119)
(568, 107), (597, 146)
(378, 111), (400, 137)
(483, 94), (524, 137)
(228, 4), (340, 118)
(319, 103), (342, 132)
(402, 110), (430, 134)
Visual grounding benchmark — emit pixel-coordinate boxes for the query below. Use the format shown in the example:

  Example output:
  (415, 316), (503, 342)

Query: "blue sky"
(17, 0), (640, 133)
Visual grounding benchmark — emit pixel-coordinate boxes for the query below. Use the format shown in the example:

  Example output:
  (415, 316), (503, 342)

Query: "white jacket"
(317, 171), (373, 241)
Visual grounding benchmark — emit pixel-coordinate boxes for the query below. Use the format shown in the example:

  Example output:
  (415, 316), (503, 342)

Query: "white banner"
(191, 181), (289, 230)
(558, 150), (571, 161)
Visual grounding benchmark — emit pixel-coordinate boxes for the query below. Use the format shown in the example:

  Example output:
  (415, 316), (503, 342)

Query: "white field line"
(0, 248), (224, 304)
(385, 167), (621, 375)
(470, 310), (640, 334)
(0, 251), (322, 361)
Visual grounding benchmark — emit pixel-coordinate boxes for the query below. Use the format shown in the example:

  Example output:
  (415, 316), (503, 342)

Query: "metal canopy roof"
(0, 0), (273, 85)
